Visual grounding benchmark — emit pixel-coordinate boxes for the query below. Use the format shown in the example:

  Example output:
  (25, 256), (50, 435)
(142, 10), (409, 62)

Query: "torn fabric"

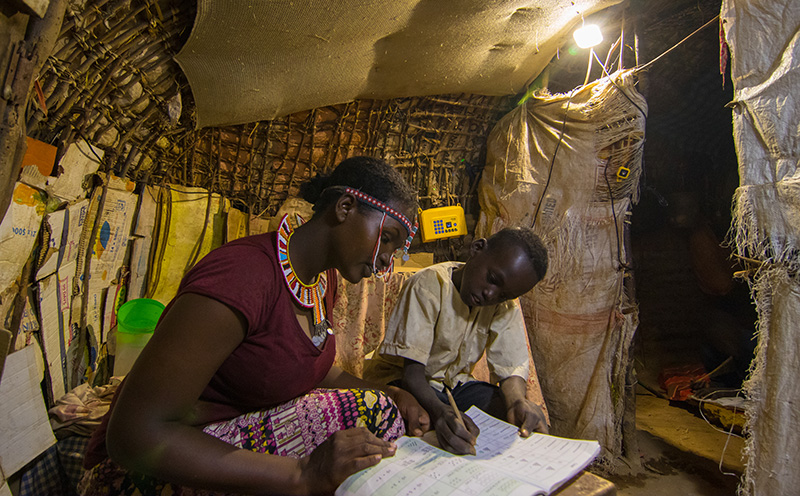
(722, 0), (800, 494)
(477, 69), (646, 469)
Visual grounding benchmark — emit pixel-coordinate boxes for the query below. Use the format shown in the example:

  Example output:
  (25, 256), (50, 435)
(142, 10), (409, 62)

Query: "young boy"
(363, 227), (549, 455)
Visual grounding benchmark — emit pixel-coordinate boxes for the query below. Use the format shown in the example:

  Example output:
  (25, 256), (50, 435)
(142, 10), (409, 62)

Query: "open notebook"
(336, 406), (601, 496)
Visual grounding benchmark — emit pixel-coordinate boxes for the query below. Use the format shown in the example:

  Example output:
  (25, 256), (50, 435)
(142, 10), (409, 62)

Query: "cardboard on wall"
(35, 209), (66, 281)
(394, 252), (434, 273)
(249, 215), (271, 235)
(0, 480), (13, 496)
(49, 140), (103, 202)
(149, 185), (228, 305)
(21, 137), (57, 177)
(227, 206), (249, 242)
(0, 343), (56, 477)
(128, 185), (159, 300)
(0, 183), (46, 343)
(38, 273), (67, 401)
(0, 328), (11, 386)
(0, 183), (45, 292)
(14, 293), (40, 352)
(80, 176), (137, 295)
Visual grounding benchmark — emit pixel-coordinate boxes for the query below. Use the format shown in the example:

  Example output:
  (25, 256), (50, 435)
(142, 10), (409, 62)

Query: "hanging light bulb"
(573, 24), (603, 49)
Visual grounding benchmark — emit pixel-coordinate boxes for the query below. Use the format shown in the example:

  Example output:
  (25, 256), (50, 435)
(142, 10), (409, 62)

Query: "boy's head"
(455, 227), (548, 307)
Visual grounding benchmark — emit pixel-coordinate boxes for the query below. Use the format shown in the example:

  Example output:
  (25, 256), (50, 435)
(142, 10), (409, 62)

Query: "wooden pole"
(0, 0), (66, 223)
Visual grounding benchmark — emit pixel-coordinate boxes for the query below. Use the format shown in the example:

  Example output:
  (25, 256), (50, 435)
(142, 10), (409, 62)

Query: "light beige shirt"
(366, 262), (530, 391)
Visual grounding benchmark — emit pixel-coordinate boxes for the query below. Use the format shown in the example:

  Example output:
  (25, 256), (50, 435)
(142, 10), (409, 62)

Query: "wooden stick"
(694, 356), (735, 385)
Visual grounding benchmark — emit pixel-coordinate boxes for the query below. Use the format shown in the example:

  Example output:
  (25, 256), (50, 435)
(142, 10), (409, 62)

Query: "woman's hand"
(386, 385), (430, 437)
(298, 427), (396, 494)
(433, 408), (479, 455)
(506, 398), (549, 436)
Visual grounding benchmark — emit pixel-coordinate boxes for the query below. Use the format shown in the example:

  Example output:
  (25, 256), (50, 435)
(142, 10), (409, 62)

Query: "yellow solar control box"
(419, 204), (466, 243)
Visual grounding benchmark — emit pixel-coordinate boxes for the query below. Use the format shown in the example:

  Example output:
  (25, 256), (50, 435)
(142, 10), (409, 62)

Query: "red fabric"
(657, 363), (709, 402)
(85, 231), (337, 468)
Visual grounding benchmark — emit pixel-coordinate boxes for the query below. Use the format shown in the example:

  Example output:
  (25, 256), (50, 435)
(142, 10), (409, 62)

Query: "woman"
(80, 157), (430, 495)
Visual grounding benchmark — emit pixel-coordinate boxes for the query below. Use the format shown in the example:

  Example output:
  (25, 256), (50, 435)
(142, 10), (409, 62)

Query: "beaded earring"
(343, 187), (418, 278)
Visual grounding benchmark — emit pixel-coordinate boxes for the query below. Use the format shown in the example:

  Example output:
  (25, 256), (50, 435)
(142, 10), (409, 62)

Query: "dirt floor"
(603, 389), (745, 496)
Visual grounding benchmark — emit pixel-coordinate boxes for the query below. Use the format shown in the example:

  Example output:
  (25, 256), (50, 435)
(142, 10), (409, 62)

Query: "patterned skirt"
(78, 388), (405, 496)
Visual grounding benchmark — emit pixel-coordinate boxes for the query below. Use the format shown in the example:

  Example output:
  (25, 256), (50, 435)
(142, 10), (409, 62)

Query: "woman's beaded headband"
(343, 187), (418, 260)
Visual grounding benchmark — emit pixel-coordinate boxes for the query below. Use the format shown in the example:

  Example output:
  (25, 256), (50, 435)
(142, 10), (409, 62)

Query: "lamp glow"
(573, 24), (603, 49)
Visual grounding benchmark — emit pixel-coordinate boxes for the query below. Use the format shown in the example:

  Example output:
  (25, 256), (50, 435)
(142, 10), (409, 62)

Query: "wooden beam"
(6, 0), (51, 19)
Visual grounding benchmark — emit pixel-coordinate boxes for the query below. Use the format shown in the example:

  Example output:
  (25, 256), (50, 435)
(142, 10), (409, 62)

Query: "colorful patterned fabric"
(78, 388), (404, 496)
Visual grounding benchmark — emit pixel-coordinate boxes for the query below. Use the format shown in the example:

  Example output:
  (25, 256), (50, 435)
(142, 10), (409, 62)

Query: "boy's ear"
(469, 238), (488, 257)
(333, 192), (358, 223)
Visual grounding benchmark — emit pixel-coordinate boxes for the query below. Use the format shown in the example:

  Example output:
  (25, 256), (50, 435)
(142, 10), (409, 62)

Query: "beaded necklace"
(276, 214), (332, 347)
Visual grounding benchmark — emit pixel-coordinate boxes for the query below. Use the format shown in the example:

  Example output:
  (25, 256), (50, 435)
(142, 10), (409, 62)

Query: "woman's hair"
(300, 156), (418, 218)
(488, 227), (549, 281)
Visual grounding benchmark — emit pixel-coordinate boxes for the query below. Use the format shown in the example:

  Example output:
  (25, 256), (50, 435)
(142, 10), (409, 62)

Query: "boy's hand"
(507, 398), (549, 436)
(434, 408), (479, 455)
(386, 385), (431, 436)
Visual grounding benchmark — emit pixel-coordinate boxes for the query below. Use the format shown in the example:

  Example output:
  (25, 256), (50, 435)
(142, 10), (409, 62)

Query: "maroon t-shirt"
(85, 231), (337, 468)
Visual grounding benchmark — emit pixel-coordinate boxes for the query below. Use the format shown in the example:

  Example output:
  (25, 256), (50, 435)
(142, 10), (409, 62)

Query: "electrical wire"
(528, 64), (643, 272)
(603, 158), (632, 271)
(591, 49), (648, 119)
(694, 388), (746, 439)
(587, 49), (652, 271)
(530, 88), (577, 229)
(694, 388), (746, 477)
(71, 128), (106, 166)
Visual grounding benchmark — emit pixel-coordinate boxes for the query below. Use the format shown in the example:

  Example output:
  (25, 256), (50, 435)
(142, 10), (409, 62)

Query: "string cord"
(635, 14), (721, 74)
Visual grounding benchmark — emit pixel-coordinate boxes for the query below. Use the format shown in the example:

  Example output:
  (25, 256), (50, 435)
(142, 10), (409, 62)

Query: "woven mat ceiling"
(175, 0), (621, 128)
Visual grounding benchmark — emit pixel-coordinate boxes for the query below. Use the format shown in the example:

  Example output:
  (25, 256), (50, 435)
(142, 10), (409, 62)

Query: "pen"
(445, 385), (476, 455)
(444, 385), (464, 427)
